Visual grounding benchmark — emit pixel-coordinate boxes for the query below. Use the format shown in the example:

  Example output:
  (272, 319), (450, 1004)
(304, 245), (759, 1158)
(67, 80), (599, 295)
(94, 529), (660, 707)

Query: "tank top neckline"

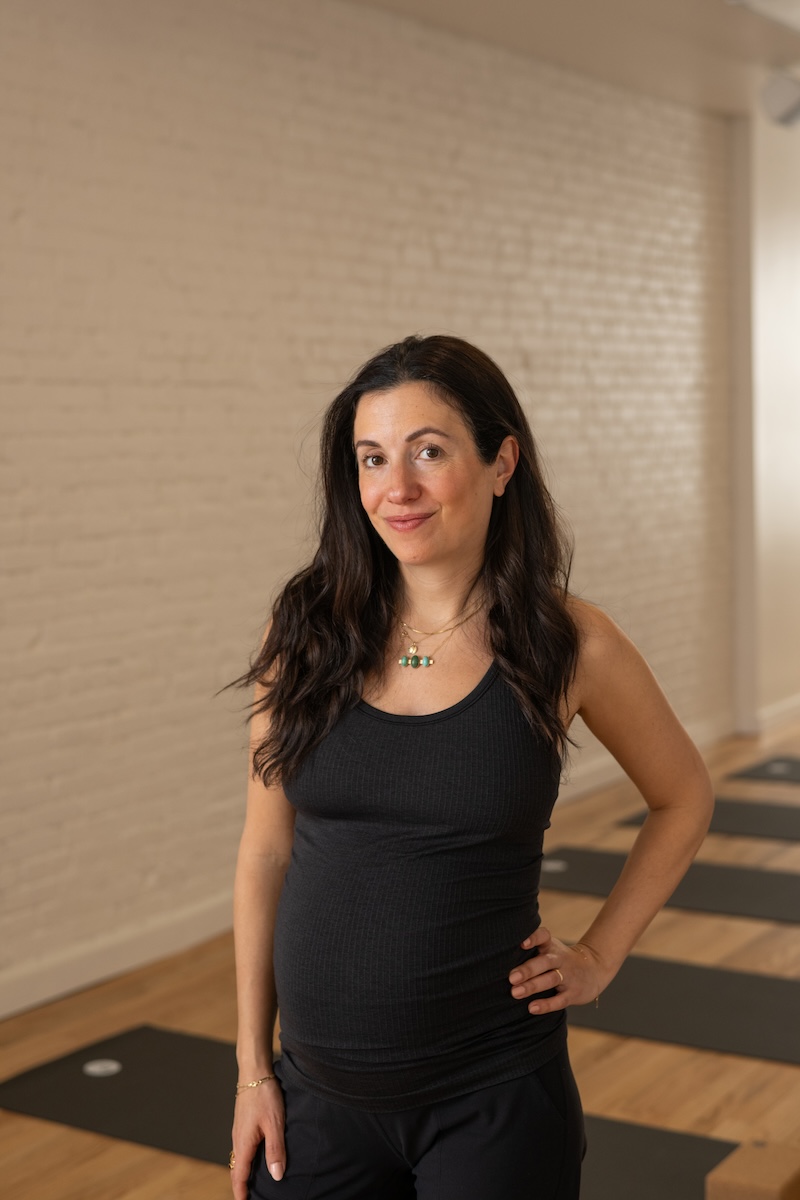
(357, 661), (498, 724)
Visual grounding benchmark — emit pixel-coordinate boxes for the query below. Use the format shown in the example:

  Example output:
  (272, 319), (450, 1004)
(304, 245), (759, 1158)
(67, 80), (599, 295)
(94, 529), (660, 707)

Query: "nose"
(386, 459), (421, 504)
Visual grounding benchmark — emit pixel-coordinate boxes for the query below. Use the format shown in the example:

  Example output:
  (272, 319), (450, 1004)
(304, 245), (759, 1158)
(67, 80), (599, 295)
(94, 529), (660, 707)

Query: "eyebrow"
(354, 426), (453, 450)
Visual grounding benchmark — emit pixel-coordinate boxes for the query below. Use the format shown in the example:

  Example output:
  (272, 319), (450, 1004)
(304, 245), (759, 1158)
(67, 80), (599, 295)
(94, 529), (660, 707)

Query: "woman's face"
(353, 382), (518, 573)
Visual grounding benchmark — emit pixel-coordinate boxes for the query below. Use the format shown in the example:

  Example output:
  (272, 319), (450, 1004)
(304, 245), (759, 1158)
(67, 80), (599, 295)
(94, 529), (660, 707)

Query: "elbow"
(647, 758), (714, 851)
(690, 762), (715, 848)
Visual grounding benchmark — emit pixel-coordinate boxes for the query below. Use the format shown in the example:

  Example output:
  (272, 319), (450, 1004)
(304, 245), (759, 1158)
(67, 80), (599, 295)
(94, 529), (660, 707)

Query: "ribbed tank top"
(274, 662), (566, 1111)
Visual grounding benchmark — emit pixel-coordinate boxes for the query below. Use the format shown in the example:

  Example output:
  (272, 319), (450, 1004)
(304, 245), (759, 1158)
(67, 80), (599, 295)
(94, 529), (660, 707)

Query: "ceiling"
(346, 0), (800, 113)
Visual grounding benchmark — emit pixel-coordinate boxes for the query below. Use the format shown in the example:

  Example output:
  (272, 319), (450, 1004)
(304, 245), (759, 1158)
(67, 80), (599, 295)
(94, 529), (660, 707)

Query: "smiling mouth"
(384, 514), (434, 532)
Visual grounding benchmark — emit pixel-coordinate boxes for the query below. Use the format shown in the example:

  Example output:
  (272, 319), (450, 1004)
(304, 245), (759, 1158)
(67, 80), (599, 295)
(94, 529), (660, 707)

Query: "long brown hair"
(229, 335), (580, 784)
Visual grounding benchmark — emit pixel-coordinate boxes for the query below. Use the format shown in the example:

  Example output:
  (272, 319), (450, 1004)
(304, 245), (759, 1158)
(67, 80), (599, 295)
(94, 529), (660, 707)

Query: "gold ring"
(555, 969), (564, 985)
(229, 1151), (236, 1170)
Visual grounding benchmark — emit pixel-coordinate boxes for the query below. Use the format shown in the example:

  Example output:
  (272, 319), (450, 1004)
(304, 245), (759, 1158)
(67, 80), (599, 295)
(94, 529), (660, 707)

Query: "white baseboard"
(0, 891), (233, 1021)
(757, 691), (800, 731)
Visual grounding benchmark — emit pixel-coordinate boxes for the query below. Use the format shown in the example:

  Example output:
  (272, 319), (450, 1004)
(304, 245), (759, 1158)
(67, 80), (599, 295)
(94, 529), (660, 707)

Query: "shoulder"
(562, 596), (712, 811)
(563, 596), (647, 719)
(565, 595), (631, 664)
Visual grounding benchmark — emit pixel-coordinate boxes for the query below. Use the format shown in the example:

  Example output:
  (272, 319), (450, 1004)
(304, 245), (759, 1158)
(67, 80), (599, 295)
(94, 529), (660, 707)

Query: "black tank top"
(274, 662), (566, 1111)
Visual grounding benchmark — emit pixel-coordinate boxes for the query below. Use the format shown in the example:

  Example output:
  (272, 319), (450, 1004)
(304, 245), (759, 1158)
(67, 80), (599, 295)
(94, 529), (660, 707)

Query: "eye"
(419, 444), (442, 461)
(360, 453), (385, 469)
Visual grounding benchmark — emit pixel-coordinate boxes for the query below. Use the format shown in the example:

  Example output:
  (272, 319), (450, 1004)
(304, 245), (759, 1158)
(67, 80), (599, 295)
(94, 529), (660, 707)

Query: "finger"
(520, 925), (550, 950)
(231, 1123), (269, 1198)
(264, 1130), (286, 1182)
(230, 1122), (267, 1198)
(513, 963), (564, 1000)
(528, 964), (565, 997)
(510, 951), (558, 995)
(527, 989), (569, 1016)
(231, 1152), (253, 1200)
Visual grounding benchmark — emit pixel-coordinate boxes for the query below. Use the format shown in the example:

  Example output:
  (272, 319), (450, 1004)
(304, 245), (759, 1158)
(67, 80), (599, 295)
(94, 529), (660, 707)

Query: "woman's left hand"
(509, 926), (605, 1014)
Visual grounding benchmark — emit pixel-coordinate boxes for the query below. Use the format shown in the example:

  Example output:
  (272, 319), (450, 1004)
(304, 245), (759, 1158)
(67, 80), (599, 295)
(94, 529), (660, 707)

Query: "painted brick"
(0, 0), (731, 1011)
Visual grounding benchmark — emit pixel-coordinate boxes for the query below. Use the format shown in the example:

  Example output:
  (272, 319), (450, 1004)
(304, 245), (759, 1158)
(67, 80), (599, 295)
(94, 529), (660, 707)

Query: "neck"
(397, 561), (484, 628)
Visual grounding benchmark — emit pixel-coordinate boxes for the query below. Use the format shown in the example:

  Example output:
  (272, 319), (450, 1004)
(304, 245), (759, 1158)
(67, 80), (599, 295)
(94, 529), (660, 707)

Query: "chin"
(391, 549), (431, 566)
(377, 532), (430, 558)
(400, 547), (454, 571)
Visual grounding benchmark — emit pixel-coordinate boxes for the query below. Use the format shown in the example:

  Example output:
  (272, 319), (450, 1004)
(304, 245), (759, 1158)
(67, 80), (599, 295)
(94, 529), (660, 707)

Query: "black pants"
(248, 1048), (585, 1199)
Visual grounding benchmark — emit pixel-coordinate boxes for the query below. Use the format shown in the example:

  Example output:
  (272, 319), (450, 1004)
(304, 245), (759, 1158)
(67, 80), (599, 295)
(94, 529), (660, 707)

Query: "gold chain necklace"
(398, 602), (483, 670)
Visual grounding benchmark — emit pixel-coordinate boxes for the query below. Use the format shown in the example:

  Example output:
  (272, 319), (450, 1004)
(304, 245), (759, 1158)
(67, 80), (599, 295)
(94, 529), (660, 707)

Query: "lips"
(384, 513), (434, 532)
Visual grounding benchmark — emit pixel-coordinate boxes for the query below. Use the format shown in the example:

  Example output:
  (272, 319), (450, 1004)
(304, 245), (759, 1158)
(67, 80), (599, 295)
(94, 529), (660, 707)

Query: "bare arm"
(231, 689), (296, 1196)
(510, 600), (714, 1010)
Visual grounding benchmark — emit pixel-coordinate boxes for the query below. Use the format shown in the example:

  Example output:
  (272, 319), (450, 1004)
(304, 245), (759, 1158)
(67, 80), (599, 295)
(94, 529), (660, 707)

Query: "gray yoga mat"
(731, 756), (800, 784)
(0, 1025), (737, 1195)
(0, 1025), (236, 1165)
(567, 954), (800, 1064)
(621, 797), (800, 841)
(582, 1115), (735, 1200)
(541, 845), (800, 924)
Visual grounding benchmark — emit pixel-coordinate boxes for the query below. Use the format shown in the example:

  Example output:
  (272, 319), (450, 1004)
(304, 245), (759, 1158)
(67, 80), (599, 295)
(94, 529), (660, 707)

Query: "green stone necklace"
(397, 630), (450, 669)
(397, 603), (483, 669)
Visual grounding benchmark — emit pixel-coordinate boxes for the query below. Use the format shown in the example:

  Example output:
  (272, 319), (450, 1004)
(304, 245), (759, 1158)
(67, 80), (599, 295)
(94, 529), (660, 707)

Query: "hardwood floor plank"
(570, 1030), (800, 1146)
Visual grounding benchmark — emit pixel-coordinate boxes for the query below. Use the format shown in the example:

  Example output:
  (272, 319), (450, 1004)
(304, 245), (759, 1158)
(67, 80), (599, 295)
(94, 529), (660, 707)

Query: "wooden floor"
(2, 721), (800, 1198)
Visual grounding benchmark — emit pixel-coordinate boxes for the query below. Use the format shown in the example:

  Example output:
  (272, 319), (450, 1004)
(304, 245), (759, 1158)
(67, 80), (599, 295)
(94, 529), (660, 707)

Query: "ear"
(493, 436), (520, 496)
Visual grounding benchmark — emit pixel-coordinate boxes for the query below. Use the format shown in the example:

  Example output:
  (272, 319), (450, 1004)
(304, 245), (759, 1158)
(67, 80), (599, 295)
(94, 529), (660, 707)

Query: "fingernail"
(529, 1004), (540, 1013)
(511, 985), (525, 997)
(521, 938), (531, 947)
(509, 971), (522, 983)
(269, 1163), (284, 1181)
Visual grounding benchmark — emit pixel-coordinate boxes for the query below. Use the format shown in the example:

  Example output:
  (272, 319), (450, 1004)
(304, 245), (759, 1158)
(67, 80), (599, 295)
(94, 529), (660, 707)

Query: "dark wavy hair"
(231, 334), (580, 784)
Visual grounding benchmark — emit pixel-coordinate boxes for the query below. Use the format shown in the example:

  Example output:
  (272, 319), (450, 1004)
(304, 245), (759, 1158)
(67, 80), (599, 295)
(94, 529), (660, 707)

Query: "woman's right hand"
(231, 1078), (286, 1198)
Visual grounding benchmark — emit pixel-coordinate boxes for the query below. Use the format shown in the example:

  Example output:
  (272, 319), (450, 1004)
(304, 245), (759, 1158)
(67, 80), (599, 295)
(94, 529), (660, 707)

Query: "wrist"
(572, 937), (621, 981)
(571, 940), (604, 1003)
(236, 1035), (275, 1077)
(235, 1071), (277, 1096)
(237, 1060), (274, 1079)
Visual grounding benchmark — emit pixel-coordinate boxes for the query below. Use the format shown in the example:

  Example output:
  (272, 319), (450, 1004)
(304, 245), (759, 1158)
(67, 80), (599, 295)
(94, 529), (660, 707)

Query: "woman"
(229, 335), (713, 1199)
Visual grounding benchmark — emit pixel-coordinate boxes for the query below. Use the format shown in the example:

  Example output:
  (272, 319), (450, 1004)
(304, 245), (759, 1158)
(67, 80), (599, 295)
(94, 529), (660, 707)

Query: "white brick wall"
(0, 0), (732, 1014)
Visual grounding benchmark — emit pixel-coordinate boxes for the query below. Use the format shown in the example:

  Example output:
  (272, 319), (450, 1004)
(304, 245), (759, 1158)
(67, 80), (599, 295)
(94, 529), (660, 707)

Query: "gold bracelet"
(572, 942), (600, 1008)
(235, 1073), (275, 1095)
